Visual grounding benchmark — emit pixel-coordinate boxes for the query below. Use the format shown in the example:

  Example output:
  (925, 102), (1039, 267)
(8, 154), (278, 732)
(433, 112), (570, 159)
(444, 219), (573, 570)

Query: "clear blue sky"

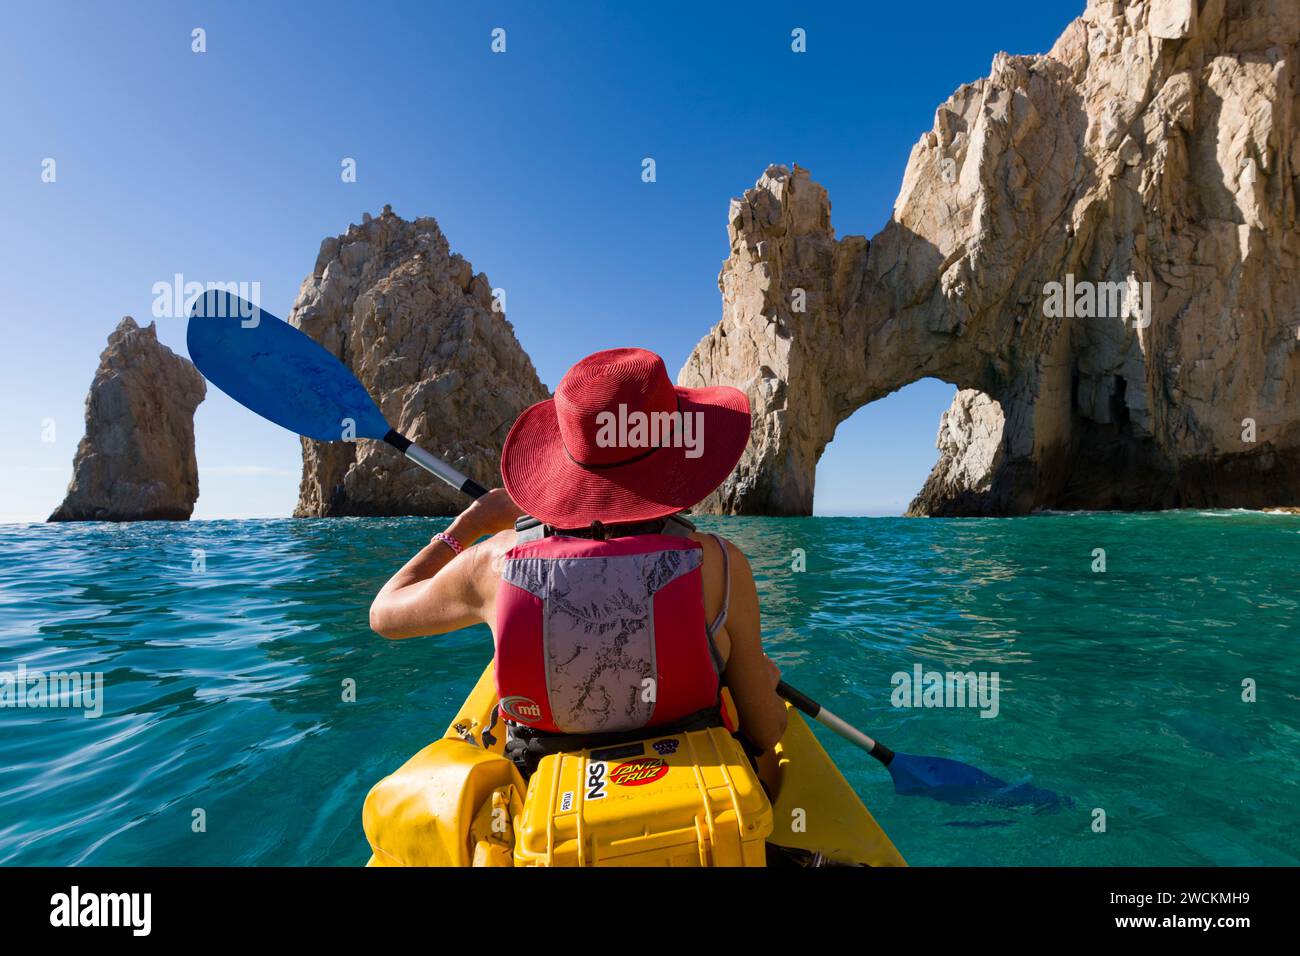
(0, 0), (1084, 521)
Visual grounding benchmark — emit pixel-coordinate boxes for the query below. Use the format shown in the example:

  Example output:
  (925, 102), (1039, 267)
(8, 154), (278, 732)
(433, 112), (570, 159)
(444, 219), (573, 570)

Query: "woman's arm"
(369, 488), (522, 639)
(719, 542), (787, 751)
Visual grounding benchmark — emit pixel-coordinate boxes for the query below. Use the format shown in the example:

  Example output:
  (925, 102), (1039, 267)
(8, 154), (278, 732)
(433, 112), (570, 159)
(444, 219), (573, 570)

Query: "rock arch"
(680, 0), (1300, 516)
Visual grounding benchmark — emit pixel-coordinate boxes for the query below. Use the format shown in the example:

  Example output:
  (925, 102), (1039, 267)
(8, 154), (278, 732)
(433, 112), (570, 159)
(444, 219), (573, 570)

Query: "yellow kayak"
(363, 663), (905, 867)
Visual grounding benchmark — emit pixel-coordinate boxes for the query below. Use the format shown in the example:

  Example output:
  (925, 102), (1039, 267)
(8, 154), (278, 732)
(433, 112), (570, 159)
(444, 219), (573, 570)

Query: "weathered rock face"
(906, 390), (1007, 516)
(289, 206), (548, 516)
(683, 0), (1300, 515)
(49, 317), (206, 522)
(680, 166), (869, 514)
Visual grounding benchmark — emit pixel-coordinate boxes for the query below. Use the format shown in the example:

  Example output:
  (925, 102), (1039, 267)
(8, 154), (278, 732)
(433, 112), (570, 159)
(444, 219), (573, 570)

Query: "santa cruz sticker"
(609, 757), (669, 786)
(499, 695), (543, 723)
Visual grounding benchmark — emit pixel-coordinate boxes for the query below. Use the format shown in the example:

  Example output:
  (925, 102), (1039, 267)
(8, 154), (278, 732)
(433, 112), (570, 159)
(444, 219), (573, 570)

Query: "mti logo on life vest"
(609, 757), (668, 786)
(500, 695), (543, 723)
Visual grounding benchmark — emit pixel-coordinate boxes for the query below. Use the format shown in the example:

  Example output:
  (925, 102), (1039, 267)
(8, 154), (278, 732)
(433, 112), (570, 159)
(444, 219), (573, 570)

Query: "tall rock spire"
(50, 318), (206, 521)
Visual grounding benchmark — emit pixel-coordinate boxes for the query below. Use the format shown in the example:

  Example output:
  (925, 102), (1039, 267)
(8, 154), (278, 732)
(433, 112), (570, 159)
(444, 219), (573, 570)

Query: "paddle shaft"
(777, 681), (896, 767)
(390, 427), (904, 772)
(192, 297), (1011, 804)
(425, 470), (894, 764)
(376, 421), (979, 786)
(384, 432), (895, 770)
(384, 417), (996, 793)
(382, 430), (489, 500)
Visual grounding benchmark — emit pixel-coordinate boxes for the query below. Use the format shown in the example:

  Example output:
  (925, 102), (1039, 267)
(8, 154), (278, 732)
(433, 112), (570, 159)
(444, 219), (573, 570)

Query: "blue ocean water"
(1, 512), (1297, 866)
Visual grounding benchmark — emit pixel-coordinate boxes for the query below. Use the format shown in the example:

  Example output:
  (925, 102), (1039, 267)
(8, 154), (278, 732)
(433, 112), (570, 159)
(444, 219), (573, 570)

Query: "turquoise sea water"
(1, 512), (1297, 866)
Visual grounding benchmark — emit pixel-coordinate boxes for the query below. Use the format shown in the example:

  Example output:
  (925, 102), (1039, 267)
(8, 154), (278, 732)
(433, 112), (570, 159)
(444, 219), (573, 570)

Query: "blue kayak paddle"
(778, 682), (1068, 809)
(188, 290), (1061, 809)
(185, 290), (488, 499)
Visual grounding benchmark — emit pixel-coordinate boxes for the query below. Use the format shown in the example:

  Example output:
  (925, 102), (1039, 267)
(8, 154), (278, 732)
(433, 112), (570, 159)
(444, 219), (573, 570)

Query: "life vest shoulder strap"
(704, 532), (731, 643)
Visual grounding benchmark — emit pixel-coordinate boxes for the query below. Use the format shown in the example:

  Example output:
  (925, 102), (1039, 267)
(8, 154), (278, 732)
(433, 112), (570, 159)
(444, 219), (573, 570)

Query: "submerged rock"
(683, 0), (1300, 515)
(289, 206), (548, 516)
(49, 317), (206, 522)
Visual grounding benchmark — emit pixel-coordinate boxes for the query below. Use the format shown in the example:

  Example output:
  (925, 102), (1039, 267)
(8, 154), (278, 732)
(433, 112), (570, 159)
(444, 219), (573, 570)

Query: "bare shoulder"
(476, 528), (519, 571)
(688, 531), (753, 575)
(468, 529), (518, 619)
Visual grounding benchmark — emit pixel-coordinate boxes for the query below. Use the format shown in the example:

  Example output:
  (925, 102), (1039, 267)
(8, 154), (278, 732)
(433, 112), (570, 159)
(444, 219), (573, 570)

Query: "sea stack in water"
(289, 206), (548, 516)
(682, 0), (1300, 515)
(49, 317), (206, 522)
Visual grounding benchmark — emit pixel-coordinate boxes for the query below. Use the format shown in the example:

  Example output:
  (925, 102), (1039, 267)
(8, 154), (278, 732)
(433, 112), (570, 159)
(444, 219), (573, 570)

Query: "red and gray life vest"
(494, 515), (730, 736)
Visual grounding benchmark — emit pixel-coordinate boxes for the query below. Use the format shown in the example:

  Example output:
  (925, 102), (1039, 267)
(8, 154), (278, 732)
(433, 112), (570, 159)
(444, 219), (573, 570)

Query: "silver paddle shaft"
(390, 438), (488, 500)
(814, 707), (880, 753)
(405, 443), (472, 490)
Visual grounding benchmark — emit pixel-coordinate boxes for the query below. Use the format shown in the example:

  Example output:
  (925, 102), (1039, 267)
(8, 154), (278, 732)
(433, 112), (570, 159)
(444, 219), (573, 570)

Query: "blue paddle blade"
(888, 752), (1070, 810)
(186, 291), (392, 442)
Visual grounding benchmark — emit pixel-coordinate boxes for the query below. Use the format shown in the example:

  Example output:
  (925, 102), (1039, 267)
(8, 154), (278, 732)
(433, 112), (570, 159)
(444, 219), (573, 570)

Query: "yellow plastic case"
(364, 664), (906, 868)
(514, 725), (773, 867)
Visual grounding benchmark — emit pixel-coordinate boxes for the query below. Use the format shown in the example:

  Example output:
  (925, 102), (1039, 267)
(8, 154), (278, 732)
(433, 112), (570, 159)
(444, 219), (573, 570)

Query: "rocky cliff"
(49, 317), (206, 522)
(682, 0), (1300, 515)
(289, 206), (548, 516)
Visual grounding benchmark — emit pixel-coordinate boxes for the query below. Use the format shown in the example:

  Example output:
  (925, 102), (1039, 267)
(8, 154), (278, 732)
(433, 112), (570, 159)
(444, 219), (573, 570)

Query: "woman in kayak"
(369, 348), (786, 778)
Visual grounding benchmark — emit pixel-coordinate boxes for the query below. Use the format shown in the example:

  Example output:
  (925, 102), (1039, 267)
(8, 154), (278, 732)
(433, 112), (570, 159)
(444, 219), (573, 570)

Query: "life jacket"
(493, 514), (731, 738)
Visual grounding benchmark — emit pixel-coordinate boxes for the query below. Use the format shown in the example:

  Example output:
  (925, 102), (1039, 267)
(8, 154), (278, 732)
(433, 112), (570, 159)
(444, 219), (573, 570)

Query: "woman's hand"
(371, 487), (521, 639)
(448, 487), (525, 545)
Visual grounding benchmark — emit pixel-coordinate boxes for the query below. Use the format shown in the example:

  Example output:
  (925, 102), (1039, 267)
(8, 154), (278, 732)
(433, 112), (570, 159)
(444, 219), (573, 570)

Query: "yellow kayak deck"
(370, 663), (904, 866)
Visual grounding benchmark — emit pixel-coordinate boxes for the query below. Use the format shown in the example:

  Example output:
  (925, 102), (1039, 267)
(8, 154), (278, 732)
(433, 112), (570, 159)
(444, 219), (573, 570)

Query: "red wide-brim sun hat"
(500, 348), (751, 528)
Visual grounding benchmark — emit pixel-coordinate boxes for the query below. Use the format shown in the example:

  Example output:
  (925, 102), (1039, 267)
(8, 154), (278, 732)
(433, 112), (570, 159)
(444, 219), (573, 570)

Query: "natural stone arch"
(681, 0), (1300, 516)
(678, 163), (1036, 515)
(809, 377), (994, 515)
